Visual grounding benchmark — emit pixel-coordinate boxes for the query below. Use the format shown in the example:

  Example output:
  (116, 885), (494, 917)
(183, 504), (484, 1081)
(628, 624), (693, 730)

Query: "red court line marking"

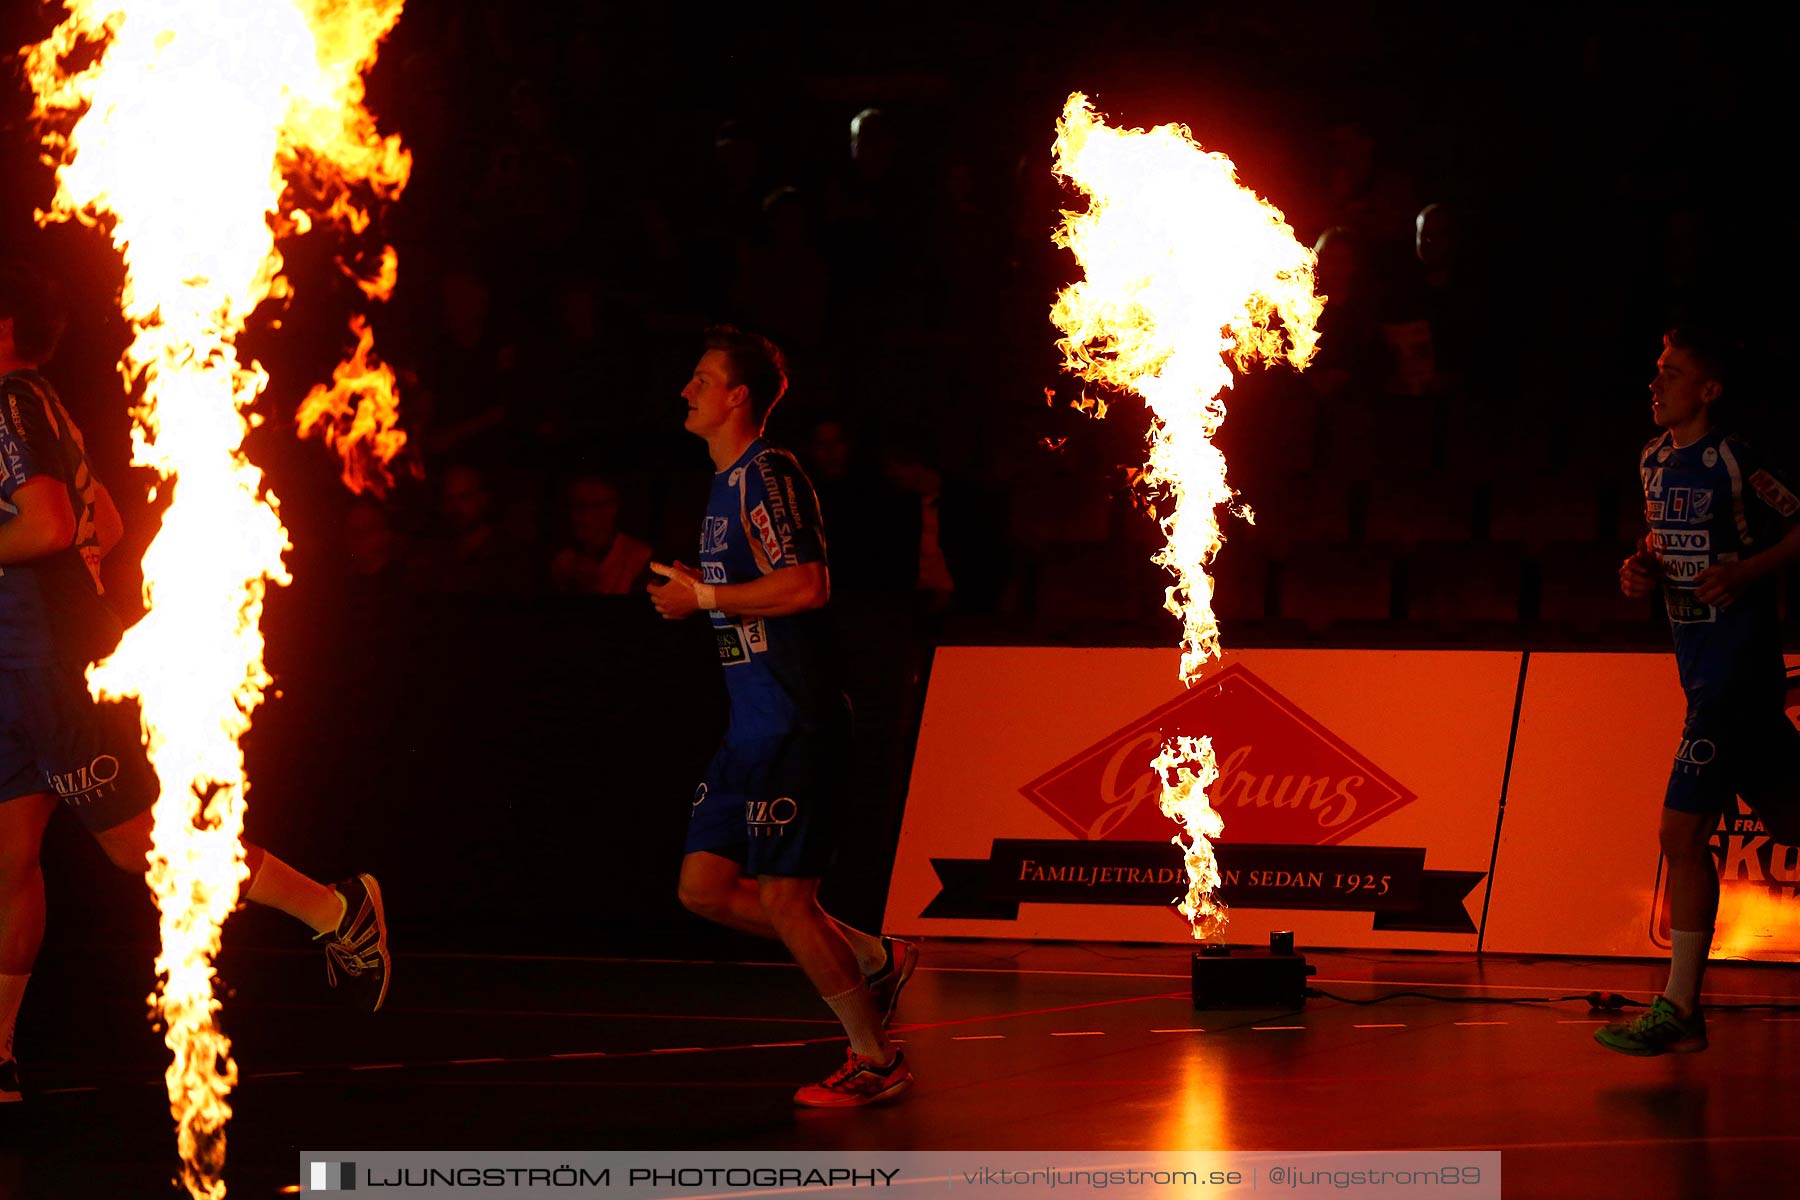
(213, 1059), (1800, 1092)
(251, 1003), (841, 1025)
(884, 991), (1188, 1035)
(202, 990), (1190, 1081)
(1310, 977), (1799, 1002)
(406, 1007), (841, 1025)
(233, 948), (1800, 1004)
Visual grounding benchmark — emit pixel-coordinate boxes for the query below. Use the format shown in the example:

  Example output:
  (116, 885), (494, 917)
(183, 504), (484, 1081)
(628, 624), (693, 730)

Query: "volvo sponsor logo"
(1652, 529), (1711, 552)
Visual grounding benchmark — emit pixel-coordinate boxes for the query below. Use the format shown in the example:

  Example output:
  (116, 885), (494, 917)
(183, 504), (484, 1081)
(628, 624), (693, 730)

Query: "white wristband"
(694, 582), (717, 611)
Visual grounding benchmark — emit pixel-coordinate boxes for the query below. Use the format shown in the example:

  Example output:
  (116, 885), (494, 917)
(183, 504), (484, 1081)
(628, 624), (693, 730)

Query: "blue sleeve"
(745, 451), (827, 569)
(1739, 444), (1800, 523)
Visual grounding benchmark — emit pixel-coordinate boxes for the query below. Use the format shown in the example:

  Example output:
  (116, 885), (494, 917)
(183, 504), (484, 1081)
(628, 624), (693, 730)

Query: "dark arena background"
(1, 3), (1797, 1198)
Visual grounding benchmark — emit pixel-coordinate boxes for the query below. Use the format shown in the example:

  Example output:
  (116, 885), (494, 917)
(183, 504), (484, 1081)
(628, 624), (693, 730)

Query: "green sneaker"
(1594, 996), (1707, 1056)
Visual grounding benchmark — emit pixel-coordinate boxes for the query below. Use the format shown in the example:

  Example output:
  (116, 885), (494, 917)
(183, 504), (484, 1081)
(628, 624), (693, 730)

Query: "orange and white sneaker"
(318, 873), (391, 1012)
(793, 1048), (913, 1108)
(865, 937), (919, 1026)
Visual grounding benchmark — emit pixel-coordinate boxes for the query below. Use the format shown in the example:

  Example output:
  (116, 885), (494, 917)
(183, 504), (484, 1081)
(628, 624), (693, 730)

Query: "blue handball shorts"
(684, 712), (849, 879)
(0, 661), (157, 833)
(1664, 686), (1800, 818)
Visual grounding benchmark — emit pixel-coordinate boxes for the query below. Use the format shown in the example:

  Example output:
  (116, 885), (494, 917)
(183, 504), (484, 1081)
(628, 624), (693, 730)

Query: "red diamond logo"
(1020, 663), (1416, 846)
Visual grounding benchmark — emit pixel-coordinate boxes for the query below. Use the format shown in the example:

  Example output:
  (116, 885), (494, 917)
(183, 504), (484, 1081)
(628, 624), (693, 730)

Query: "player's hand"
(1619, 551), (1658, 599)
(1694, 559), (1755, 609)
(648, 560), (702, 620)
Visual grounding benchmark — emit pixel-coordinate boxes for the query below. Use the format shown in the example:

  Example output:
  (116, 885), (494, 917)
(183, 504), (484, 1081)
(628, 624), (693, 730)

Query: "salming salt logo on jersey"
(1653, 529), (1711, 553)
(49, 754), (120, 803)
(753, 456), (802, 559)
(692, 782), (708, 808)
(701, 516), (730, 555)
(0, 392), (34, 488)
(1750, 469), (1800, 518)
(746, 796), (798, 837)
(749, 502), (783, 565)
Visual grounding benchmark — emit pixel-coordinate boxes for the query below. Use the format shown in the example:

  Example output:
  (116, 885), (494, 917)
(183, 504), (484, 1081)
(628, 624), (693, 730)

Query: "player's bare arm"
(649, 559), (828, 620)
(0, 475), (76, 565)
(92, 478), (124, 559)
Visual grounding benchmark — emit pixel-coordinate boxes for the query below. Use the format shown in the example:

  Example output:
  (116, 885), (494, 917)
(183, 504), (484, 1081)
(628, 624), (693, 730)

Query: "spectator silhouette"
(732, 187), (830, 354)
(804, 417), (915, 596)
(418, 267), (517, 460)
(414, 463), (535, 594)
(1309, 227), (1382, 399)
(548, 473), (654, 596)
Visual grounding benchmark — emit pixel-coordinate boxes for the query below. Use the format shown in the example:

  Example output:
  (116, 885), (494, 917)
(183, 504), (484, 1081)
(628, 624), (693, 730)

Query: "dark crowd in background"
(0, 4), (1789, 646)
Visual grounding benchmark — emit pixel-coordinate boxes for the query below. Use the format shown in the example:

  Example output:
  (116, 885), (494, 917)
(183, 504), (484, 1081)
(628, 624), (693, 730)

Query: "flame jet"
(23, 2), (409, 1194)
(1050, 93), (1322, 936)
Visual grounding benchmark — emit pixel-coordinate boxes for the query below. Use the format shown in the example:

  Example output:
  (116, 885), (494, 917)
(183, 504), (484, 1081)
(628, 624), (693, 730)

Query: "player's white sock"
(1663, 929), (1711, 1016)
(822, 982), (891, 1062)
(0, 973), (28, 1061)
(245, 851), (345, 934)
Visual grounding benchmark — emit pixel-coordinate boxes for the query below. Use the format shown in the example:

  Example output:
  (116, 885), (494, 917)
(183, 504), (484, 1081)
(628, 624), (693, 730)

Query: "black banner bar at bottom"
(923, 840), (1482, 933)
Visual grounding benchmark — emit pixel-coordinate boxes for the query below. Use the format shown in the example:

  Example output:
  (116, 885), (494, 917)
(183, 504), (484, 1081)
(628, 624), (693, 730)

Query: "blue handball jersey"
(1640, 428), (1800, 695)
(0, 371), (118, 671)
(701, 439), (838, 735)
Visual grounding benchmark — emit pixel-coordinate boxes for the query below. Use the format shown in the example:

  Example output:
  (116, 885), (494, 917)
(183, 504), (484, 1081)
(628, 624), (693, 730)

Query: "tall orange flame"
(23, 2), (408, 1195)
(1050, 93), (1321, 936)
